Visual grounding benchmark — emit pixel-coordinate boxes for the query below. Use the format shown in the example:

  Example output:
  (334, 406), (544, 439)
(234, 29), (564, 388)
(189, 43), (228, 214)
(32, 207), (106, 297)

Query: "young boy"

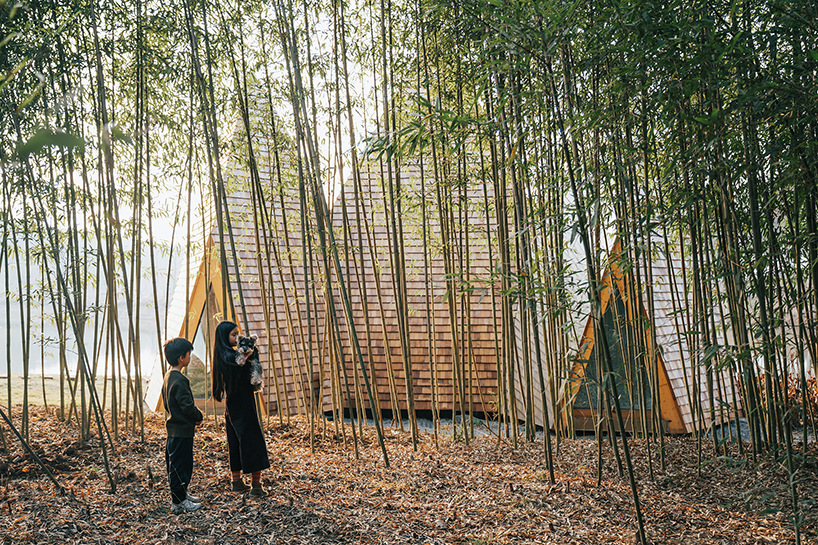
(162, 337), (204, 514)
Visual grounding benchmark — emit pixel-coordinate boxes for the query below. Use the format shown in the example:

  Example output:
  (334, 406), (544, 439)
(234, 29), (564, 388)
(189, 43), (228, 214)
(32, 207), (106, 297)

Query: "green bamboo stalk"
(543, 54), (648, 545)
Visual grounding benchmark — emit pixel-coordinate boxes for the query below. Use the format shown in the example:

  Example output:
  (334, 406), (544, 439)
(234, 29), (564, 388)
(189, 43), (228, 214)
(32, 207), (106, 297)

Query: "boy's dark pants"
(165, 437), (194, 504)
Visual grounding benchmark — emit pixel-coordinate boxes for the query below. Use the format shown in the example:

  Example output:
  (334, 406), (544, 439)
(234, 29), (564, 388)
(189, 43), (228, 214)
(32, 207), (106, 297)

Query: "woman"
(212, 320), (270, 497)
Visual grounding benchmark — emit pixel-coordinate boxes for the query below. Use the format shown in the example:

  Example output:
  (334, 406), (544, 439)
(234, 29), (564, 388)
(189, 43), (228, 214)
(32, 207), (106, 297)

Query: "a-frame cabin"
(146, 161), (504, 421)
(560, 240), (743, 434)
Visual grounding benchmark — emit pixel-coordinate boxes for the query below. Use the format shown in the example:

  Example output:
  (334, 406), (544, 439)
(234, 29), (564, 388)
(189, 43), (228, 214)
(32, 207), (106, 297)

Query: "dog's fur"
(235, 334), (263, 392)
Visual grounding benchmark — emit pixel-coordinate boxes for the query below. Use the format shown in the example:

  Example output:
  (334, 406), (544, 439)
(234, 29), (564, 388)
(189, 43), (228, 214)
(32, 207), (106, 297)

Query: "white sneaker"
(186, 492), (200, 503)
(171, 499), (202, 514)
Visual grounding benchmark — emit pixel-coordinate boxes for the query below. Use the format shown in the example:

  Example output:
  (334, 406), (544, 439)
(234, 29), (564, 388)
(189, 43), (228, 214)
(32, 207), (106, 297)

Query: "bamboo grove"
(1, 0), (816, 541)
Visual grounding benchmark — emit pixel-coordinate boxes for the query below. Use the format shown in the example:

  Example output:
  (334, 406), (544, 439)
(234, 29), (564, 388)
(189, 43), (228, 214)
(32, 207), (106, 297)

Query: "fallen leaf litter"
(0, 406), (814, 544)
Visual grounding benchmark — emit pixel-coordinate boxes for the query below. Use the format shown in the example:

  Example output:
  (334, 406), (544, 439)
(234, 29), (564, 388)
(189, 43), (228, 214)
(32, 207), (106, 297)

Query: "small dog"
(235, 333), (263, 392)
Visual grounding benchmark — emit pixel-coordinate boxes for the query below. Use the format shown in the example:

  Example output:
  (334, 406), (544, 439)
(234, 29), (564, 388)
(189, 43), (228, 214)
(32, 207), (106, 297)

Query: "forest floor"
(0, 406), (815, 544)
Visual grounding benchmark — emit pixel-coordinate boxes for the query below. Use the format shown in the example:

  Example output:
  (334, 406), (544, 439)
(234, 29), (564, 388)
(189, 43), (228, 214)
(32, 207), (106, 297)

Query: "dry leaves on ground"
(0, 406), (815, 544)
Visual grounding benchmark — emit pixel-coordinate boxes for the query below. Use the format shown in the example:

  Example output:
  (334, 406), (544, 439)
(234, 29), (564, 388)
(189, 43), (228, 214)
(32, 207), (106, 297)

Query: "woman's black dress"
(220, 356), (270, 474)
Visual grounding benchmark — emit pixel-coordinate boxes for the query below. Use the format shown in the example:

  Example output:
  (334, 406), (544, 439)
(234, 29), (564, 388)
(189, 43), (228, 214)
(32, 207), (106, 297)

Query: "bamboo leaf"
(15, 81), (45, 112)
(0, 31), (16, 48)
(16, 128), (85, 159)
(110, 125), (133, 145)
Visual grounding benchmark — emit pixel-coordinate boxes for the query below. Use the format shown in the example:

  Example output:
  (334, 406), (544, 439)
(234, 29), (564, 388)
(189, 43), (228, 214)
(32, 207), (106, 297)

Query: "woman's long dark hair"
(212, 320), (238, 402)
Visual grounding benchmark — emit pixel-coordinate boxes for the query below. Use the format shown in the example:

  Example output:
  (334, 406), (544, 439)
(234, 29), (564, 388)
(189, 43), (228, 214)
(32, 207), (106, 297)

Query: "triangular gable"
(565, 240), (687, 434)
(144, 236), (229, 412)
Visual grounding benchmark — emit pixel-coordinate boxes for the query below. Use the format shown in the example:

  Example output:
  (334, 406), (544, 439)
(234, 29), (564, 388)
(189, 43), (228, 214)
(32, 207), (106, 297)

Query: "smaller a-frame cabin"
(563, 239), (742, 434)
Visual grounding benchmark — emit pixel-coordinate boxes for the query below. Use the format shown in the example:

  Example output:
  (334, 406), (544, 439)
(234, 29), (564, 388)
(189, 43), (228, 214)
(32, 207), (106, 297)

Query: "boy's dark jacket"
(162, 370), (203, 437)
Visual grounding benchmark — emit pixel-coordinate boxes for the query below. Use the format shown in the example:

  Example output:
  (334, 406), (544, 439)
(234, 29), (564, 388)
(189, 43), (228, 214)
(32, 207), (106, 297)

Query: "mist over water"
(0, 253), (182, 378)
